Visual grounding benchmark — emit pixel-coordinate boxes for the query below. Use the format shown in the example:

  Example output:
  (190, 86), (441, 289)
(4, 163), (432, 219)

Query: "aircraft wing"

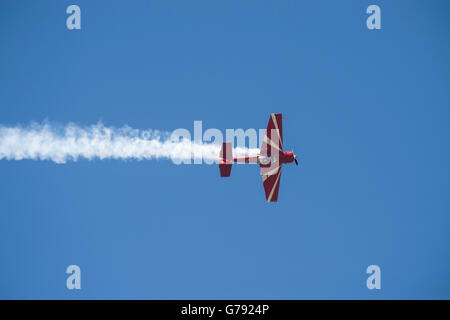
(261, 165), (282, 202)
(260, 113), (283, 157)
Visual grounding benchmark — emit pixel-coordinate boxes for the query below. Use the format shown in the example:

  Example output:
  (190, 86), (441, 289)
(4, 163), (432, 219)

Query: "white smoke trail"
(0, 122), (258, 164)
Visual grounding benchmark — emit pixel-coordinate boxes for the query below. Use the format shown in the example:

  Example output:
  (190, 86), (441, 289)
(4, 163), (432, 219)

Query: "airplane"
(218, 113), (298, 202)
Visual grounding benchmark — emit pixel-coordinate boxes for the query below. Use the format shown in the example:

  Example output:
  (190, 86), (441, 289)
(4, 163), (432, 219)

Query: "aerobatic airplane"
(218, 113), (298, 202)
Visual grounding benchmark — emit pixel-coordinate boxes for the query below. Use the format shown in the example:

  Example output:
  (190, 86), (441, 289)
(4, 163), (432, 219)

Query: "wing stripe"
(263, 135), (281, 152)
(271, 114), (278, 130)
(263, 165), (280, 177)
(271, 114), (283, 149)
(267, 168), (282, 202)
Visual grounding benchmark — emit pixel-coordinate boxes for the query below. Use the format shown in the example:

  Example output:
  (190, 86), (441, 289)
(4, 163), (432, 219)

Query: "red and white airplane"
(218, 113), (298, 202)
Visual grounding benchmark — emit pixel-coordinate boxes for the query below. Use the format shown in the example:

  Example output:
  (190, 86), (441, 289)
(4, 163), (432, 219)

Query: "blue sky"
(0, 0), (449, 299)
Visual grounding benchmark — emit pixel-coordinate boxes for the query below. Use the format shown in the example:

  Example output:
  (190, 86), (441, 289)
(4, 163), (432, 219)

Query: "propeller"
(294, 154), (298, 166)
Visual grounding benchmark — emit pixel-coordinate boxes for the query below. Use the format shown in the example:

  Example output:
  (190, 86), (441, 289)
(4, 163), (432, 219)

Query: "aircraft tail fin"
(219, 142), (233, 177)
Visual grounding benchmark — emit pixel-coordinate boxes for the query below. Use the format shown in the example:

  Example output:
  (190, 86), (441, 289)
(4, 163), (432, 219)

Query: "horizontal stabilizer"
(219, 142), (233, 177)
(219, 163), (232, 177)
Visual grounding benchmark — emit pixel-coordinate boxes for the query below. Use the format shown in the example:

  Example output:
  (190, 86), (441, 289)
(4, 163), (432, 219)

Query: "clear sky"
(0, 0), (449, 299)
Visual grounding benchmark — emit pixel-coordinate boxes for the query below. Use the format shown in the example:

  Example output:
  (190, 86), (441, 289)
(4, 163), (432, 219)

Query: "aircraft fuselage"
(232, 151), (295, 165)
